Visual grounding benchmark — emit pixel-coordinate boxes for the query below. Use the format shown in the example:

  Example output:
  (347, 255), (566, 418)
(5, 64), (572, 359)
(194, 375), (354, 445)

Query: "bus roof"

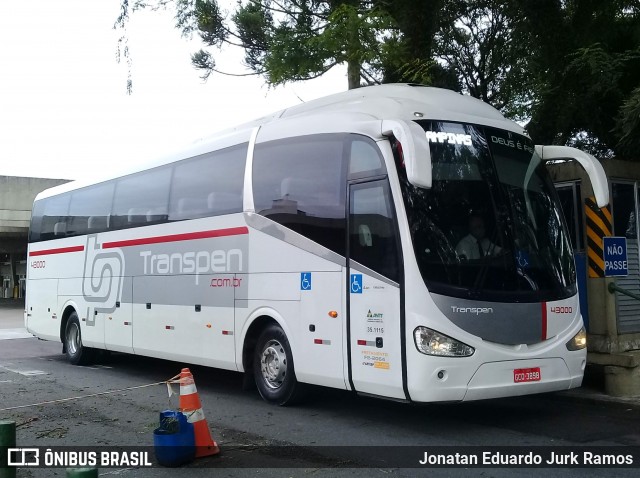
(34, 84), (523, 202)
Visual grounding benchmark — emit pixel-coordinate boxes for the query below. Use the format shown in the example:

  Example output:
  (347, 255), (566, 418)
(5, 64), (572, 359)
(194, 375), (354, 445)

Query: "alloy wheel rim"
(67, 323), (79, 355)
(260, 339), (287, 389)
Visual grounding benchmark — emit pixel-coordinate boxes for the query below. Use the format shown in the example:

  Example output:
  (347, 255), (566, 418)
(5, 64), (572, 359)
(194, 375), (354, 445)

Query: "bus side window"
(348, 138), (386, 179)
(67, 182), (114, 237)
(53, 222), (67, 237)
(127, 208), (148, 225)
(169, 144), (246, 221)
(253, 134), (347, 256)
(33, 193), (70, 242)
(112, 167), (171, 229)
(349, 181), (400, 282)
(87, 215), (109, 231)
(207, 192), (241, 215)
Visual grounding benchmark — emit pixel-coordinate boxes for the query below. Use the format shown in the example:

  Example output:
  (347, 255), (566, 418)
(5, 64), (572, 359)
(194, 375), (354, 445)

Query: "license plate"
(513, 367), (541, 383)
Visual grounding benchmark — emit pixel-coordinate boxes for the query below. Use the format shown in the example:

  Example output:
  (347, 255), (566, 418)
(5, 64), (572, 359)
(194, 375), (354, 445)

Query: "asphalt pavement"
(2, 298), (640, 477)
(2, 298), (638, 409)
(0, 298), (32, 340)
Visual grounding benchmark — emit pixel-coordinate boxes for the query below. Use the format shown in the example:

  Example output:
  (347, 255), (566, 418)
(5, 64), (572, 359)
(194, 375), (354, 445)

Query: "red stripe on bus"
(29, 245), (85, 257)
(541, 302), (548, 341)
(101, 227), (249, 249)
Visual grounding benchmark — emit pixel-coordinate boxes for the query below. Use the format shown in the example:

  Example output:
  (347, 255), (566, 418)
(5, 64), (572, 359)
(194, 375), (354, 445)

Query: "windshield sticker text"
(491, 135), (534, 154)
(426, 131), (472, 146)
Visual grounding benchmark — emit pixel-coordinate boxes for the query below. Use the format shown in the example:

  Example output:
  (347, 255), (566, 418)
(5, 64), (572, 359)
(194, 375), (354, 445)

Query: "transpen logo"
(451, 306), (494, 315)
(139, 249), (243, 285)
(82, 235), (124, 326)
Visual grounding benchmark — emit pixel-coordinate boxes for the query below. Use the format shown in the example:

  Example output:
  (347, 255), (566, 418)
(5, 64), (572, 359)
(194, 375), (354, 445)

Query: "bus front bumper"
(462, 357), (582, 401)
(407, 351), (586, 403)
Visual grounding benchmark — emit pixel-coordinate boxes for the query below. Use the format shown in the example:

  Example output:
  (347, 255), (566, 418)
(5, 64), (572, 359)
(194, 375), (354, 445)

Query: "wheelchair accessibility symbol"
(350, 274), (363, 294)
(300, 272), (312, 291)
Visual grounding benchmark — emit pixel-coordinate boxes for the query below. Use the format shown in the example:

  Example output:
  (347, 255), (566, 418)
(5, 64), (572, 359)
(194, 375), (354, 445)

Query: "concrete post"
(0, 420), (17, 478)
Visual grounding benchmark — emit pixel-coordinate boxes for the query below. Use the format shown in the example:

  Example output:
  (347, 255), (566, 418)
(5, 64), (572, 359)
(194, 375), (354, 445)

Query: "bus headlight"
(566, 326), (587, 351)
(413, 327), (474, 357)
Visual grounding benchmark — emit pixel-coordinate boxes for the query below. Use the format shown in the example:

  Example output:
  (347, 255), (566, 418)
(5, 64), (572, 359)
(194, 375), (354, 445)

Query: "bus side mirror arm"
(535, 145), (609, 208)
(382, 120), (432, 189)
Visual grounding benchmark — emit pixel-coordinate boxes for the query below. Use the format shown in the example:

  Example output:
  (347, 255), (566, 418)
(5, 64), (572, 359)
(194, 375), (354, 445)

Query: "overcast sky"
(0, 0), (346, 181)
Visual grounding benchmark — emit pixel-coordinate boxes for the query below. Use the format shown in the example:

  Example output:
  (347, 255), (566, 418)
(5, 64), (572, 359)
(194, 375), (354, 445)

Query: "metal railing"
(608, 282), (640, 301)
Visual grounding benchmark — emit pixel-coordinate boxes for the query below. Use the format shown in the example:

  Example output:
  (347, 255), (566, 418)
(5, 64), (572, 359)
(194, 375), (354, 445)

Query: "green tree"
(229, 0), (397, 89)
(116, 0), (455, 90)
(434, 0), (533, 121)
(434, 0), (640, 158)
(616, 86), (640, 158)
(116, 1), (640, 159)
(514, 0), (640, 158)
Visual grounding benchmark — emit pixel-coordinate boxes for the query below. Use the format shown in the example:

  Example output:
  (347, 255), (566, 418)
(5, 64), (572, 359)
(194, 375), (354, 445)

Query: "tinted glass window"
(556, 185), (580, 250)
(33, 194), (71, 241)
(253, 134), (347, 255)
(67, 182), (114, 236)
(349, 139), (385, 178)
(29, 200), (45, 242)
(399, 121), (576, 302)
(169, 144), (247, 221)
(612, 182), (636, 239)
(350, 181), (400, 282)
(112, 166), (172, 229)
(29, 143), (248, 242)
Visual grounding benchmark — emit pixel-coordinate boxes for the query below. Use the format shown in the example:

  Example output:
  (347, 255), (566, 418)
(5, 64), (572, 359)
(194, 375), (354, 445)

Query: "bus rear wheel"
(64, 312), (93, 365)
(253, 323), (304, 405)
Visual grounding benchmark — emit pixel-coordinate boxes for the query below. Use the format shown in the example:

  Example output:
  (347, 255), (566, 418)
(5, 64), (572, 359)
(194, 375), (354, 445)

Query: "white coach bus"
(26, 84), (609, 405)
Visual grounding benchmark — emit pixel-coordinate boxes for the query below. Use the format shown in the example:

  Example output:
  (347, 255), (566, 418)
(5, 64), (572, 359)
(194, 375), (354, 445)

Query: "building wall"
(1, 176), (69, 236)
(549, 159), (640, 354)
(0, 175), (70, 297)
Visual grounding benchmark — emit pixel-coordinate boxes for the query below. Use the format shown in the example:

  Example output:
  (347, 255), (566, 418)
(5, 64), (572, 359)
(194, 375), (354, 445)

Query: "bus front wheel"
(64, 312), (93, 365)
(253, 323), (304, 405)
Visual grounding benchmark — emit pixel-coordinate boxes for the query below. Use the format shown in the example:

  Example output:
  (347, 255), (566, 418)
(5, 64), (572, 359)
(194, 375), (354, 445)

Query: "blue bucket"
(153, 410), (195, 467)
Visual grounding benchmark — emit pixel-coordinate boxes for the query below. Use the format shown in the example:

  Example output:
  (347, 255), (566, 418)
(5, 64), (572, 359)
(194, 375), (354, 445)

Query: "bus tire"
(254, 323), (304, 406)
(64, 312), (93, 365)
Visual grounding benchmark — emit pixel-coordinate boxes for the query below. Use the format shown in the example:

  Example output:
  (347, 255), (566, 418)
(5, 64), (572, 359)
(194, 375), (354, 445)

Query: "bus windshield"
(399, 121), (576, 303)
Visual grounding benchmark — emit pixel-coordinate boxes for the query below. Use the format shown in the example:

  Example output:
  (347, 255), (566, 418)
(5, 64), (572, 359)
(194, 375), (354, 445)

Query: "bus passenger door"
(348, 180), (405, 400)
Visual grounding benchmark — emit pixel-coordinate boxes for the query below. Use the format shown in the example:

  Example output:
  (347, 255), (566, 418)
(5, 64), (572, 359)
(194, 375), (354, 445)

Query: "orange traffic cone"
(179, 368), (220, 457)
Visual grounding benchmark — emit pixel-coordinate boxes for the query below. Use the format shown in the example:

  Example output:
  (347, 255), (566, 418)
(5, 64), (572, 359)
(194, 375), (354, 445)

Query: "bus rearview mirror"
(535, 145), (609, 208)
(382, 120), (432, 189)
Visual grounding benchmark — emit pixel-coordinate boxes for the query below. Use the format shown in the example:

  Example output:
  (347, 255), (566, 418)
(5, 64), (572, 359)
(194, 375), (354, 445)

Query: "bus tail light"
(413, 327), (474, 357)
(566, 326), (587, 351)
